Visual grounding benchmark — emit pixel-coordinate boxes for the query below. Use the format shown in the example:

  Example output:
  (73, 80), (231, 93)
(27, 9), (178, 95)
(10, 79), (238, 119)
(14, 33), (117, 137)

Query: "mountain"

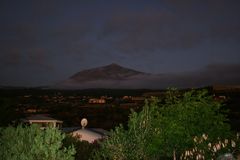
(55, 63), (240, 89)
(56, 63), (153, 89)
(69, 63), (147, 82)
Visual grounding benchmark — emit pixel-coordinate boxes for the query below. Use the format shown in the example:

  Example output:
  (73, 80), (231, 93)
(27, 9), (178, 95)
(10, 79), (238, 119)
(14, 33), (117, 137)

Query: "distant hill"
(54, 63), (240, 89)
(70, 63), (148, 82)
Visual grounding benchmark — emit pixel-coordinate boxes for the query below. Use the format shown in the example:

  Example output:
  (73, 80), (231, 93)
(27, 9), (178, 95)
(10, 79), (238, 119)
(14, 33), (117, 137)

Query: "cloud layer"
(0, 0), (240, 86)
(56, 63), (240, 89)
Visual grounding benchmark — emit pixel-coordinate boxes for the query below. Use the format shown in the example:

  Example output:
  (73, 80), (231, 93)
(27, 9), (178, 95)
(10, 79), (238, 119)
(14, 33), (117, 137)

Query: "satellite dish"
(81, 118), (88, 129)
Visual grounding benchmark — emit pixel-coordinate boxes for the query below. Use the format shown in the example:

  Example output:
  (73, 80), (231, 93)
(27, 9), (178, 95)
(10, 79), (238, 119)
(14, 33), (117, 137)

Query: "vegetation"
(0, 89), (239, 159)
(181, 132), (240, 159)
(91, 99), (158, 160)
(63, 135), (99, 160)
(0, 125), (76, 160)
(92, 89), (236, 159)
(151, 89), (231, 159)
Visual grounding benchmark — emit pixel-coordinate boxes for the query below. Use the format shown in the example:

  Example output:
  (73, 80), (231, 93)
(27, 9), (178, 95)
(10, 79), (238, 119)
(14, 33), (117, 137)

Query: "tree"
(63, 135), (99, 160)
(181, 132), (240, 159)
(92, 89), (232, 160)
(91, 99), (159, 160)
(150, 89), (231, 159)
(0, 125), (76, 160)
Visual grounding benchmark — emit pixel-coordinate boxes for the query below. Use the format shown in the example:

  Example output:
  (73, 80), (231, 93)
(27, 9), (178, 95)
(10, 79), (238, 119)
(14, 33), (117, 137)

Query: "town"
(1, 85), (240, 159)
(1, 85), (240, 131)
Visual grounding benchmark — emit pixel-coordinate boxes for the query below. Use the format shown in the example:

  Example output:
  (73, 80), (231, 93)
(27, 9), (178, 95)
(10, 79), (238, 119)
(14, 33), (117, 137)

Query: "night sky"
(1, 0), (240, 87)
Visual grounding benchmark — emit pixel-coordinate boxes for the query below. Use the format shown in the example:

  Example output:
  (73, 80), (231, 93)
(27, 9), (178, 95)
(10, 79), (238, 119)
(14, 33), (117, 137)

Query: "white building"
(63, 118), (109, 143)
(72, 128), (105, 143)
(22, 114), (63, 129)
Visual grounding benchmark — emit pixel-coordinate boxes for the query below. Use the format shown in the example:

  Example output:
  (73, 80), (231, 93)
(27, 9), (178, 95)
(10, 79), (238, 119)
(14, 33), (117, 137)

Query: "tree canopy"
(92, 89), (233, 159)
(0, 125), (76, 160)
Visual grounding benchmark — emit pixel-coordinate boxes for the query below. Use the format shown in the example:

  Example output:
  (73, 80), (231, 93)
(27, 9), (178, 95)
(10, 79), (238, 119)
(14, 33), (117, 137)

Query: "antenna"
(81, 118), (88, 129)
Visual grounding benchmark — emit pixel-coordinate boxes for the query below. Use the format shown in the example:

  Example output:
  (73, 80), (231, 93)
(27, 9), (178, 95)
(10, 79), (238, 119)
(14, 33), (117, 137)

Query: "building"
(62, 118), (109, 143)
(72, 128), (107, 143)
(62, 127), (109, 143)
(88, 98), (106, 104)
(22, 114), (63, 129)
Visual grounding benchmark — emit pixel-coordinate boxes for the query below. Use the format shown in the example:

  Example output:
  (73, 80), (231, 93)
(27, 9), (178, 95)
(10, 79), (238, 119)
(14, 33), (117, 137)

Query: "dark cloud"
(208, 24), (240, 41)
(0, 48), (22, 66)
(0, 24), (39, 48)
(94, 0), (240, 54)
(97, 10), (201, 53)
(172, 63), (240, 87)
(25, 48), (54, 70)
(0, 0), (239, 86)
(0, 46), (53, 72)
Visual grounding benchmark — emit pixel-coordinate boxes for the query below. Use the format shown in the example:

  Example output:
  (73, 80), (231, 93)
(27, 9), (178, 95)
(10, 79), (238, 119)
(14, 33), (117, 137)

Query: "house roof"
(23, 114), (63, 123)
(62, 127), (109, 143)
(71, 129), (104, 143)
(62, 127), (109, 136)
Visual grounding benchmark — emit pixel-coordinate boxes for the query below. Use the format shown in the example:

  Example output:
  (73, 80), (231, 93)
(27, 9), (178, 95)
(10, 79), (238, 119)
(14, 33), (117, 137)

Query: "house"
(62, 127), (109, 143)
(62, 118), (109, 143)
(72, 128), (107, 143)
(22, 114), (63, 129)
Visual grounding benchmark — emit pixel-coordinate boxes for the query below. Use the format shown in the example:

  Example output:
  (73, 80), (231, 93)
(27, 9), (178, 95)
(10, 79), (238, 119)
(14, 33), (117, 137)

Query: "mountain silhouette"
(54, 63), (240, 89)
(70, 63), (147, 82)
